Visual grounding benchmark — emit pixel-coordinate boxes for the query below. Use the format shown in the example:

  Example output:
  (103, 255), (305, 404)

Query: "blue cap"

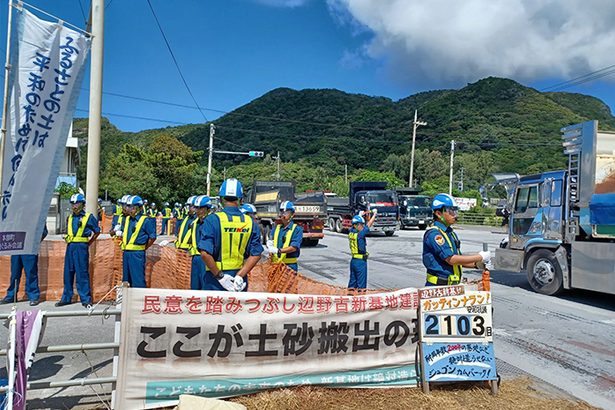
(431, 193), (458, 211)
(127, 195), (143, 206)
(194, 195), (213, 208)
(352, 215), (365, 224)
(241, 203), (257, 214)
(280, 201), (294, 212)
(219, 178), (243, 199)
(70, 193), (85, 204)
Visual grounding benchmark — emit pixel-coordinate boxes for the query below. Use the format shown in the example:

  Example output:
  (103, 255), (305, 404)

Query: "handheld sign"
(417, 286), (498, 394)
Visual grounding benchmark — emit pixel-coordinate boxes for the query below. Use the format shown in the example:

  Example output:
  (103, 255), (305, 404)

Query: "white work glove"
(372, 208), (378, 215)
(479, 250), (491, 263)
(113, 224), (121, 231)
(218, 274), (236, 292)
(266, 239), (274, 248)
(268, 245), (279, 255)
(233, 275), (246, 292)
(359, 210), (365, 217)
(115, 230), (123, 238)
(159, 240), (170, 247)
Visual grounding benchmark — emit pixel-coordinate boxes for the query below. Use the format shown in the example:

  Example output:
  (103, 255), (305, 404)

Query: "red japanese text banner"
(115, 287), (420, 409)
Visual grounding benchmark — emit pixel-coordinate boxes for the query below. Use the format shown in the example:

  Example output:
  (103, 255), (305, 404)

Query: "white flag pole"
(0, 0), (15, 190)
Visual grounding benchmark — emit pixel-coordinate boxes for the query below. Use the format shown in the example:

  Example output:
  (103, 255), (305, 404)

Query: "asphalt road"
(1, 225), (613, 409)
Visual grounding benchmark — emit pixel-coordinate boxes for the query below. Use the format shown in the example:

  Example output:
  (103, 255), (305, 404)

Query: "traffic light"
(248, 151), (264, 157)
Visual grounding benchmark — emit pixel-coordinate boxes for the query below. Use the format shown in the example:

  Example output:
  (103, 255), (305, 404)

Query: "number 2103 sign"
(418, 288), (497, 385)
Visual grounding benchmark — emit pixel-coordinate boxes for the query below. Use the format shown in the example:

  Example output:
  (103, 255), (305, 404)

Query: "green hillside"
(72, 77), (615, 201)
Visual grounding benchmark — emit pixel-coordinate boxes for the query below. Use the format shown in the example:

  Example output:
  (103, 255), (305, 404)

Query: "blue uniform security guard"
(1, 225), (48, 306)
(57, 194), (100, 308)
(188, 195), (214, 290)
(240, 203), (258, 221)
(267, 201), (303, 272)
(160, 202), (173, 235)
(173, 202), (185, 235)
(121, 195), (156, 287)
(423, 193), (491, 286)
(348, 210), (377, 289)
(198, 178), (263, 292)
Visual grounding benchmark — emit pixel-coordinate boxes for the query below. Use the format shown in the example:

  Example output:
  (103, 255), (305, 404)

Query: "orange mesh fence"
(0, 238), (488, 302)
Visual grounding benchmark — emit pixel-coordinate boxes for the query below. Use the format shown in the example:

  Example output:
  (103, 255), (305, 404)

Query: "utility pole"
(449, 140), (455, 195)
(273, 151), (281, 181)
(206, 123), (215, 196)
(459, 167), (464, 192)
(85, 0), (104, 214)
(409, 109), (427, 187)
(344, 164), (348, 184)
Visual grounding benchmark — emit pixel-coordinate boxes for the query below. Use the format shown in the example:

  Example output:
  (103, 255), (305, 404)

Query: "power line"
(542, 63), (615, 92)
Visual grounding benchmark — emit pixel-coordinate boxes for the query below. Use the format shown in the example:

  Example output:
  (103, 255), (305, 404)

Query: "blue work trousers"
(174, 219), (183, 235)
(190, 255), (206, 290)
(161, 218), (170, 235)
(61, 243), (92, 304)
(123, 250), (147, 288)
(5, 255), (40, 301)
(348, 258), (368, 289)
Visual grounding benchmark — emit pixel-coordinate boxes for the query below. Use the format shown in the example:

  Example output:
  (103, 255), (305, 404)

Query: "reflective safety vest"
(188, 219), (201, 256)
(216, 212), (253, 271)
(271, 223), (298, 264)
(349, 231), (368, 259)
(147, 208), (157, 217)
(175, 217), (194, 250)
(121, 215), (148, 251)
(174, 207), (184, 219)
(162, 207), (172, 218)
(65, 213), (91, 243)
(425, 226), (463, 285)
(114, 204), (122, 216)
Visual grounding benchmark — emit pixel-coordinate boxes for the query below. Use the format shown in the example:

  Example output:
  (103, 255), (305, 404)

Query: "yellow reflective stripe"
(114, 205), (122, 216)
(188, 220), (200, 256)
(349, 232), (359, 254)
(176, 217), (193, 249)
(217, 212), (253, 271)
(66, 213), (91, 243)
(426, 273), (440, 285)
(121, 215), (147, 251)
(434, 227), (462, 281)
(272, 223), (297, 264)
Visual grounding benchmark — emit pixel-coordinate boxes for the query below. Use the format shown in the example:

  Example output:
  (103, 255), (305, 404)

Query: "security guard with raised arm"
(267, 201), (303, 272)
(198, 178), (263, 292)
(348, 210), (377, 289)
(121, 195), (156, 287)
(57, 194), (100, 308)
(423, 193), (491, 286)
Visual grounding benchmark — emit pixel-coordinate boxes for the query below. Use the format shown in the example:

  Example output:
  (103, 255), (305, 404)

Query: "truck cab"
(398, 194), (432, 230)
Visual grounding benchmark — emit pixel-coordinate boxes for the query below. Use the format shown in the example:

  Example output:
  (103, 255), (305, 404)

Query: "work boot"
(82, 303), (92, 309)
(55, 300), (72, 307)
(29, 300), (40, 306)
(0, 297), (13, 305)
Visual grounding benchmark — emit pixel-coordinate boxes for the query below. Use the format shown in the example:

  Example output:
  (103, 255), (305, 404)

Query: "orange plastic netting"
(0, 236), (393, 303)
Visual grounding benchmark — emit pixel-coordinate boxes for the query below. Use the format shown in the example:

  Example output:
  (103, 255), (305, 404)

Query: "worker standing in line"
(160, 196), (197, 249)
(97, 198), (104, 228)
(0, 225), (48, 306)
(160, 202), (173, 235)
(198, 179), (263, 292)
(423, 193), (491, 286)
(121, 195), (156, 288)
(111, 197), (124, 229)
(142, 199), (149, 215)
(111, 194), (130, 238)
(173, 202), (184, 235)
(348, 210), (377, 289)
(268, 201), (303, 272)
(240, 203), (258, 222)
(56, 194), (100, 308)
(188, 195), (214, 290)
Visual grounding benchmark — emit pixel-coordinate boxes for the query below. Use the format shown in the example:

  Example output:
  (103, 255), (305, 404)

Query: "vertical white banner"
(0, 5), (91, 255)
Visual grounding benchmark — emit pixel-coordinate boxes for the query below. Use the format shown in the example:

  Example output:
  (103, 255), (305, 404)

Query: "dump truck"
(326, 181), (399, 236)
(244, 181), (326, 246)
(397, 187), (432, 230)
(495, 120), (615, 296)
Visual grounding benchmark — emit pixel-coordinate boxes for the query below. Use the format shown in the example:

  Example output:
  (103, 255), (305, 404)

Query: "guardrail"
(456, 212), (504, 227)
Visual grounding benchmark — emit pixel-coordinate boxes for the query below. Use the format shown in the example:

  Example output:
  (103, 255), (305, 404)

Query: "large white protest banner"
(0, 4), (90, 255)
(115, 287), (420, 409)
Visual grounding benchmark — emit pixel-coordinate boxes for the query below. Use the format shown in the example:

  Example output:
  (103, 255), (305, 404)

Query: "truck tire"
(328, 218), (336, 232)
(526, 249), (564, 296)
(385, 231), (394, 237)
(335, 218), (343, 233)
(302, 239), (319, 247)
(418, 224), (427, 230)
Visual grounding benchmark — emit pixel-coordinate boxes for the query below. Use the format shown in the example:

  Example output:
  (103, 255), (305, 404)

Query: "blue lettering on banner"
(421, 342), (496, 382)
(144, 365), (418, 405)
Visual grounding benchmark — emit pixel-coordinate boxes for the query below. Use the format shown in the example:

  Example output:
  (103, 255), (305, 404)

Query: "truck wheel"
(385, 231), (394, 237)
(418, 224), (427, 230)
(328, 218), (335, 231)
(335, 219), (343, 233)
(526, 249), (564, 296)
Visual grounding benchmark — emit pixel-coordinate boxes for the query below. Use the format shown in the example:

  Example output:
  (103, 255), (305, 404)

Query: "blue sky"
(1, 0), (614, 132)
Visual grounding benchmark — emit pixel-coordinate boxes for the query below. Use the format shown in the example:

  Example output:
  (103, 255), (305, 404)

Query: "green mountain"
(74, 76), (615, 196)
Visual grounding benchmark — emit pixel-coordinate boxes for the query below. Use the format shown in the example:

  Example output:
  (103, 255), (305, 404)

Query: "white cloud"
(254, 0), (311, 8)
(328, 0), (615, 85)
